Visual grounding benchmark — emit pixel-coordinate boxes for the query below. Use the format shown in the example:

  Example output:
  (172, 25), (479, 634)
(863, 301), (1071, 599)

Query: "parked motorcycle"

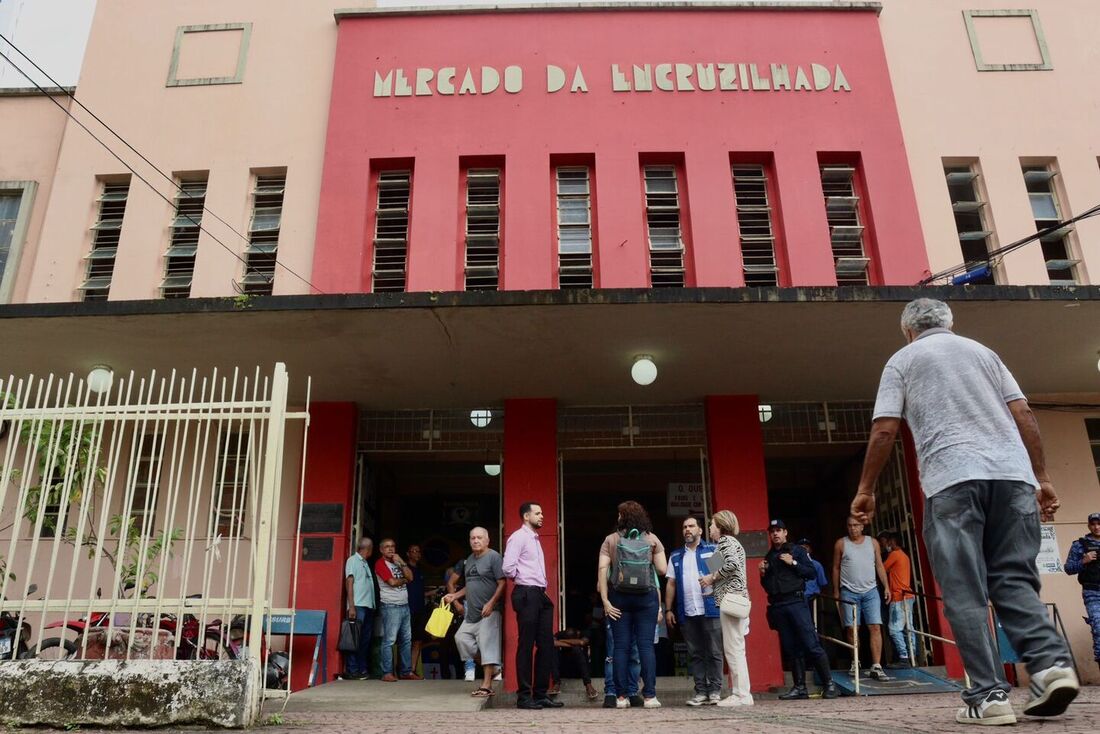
(0, 584), (38, 660)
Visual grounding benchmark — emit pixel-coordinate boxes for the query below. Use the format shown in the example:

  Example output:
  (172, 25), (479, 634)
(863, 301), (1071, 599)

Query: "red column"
(290, 402), (357, 690)
(501, 398), (559, 693)
(901, 427), (965, 678)
(704, 395), (783, 691)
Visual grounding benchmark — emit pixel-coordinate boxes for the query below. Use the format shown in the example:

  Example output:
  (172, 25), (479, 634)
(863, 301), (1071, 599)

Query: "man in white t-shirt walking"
(852, 298), (1077, 726)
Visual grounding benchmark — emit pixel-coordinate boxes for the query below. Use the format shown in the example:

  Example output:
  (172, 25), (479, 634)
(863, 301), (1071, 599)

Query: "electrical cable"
(0, 35), (324, 295)
(920, 202), (1100, 286)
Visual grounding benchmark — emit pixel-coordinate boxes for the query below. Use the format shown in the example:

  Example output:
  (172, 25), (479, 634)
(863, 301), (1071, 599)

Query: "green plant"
(8, 414), (183, 596)
(264, 713), (285, 726)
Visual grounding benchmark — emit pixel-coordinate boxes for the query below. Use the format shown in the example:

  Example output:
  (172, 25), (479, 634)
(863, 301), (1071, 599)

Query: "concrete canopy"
(1, 287), (1098, 408)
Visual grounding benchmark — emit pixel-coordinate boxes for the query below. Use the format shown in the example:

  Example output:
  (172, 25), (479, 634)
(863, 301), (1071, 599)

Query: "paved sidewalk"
(265, 686), (1100, 733)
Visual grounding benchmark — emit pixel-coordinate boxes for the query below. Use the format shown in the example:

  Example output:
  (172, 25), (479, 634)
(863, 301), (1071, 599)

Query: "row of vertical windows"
(79, 172), (284, 301)
(821, 165), (870, 286)
(369, 161), (808, 291)
(944, 159), (1085, 285)
(464, 168), (503, 291)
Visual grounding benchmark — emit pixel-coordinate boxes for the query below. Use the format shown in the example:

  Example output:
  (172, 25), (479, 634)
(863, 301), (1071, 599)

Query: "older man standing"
(503, 502), (563, 710)
(852, 298), (1078, 726)
(445, 527), (505, 698)
(343, 536), (376, 680)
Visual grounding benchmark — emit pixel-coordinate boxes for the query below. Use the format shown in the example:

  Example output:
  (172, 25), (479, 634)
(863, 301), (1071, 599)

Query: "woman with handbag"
(700, 510), (752, 707)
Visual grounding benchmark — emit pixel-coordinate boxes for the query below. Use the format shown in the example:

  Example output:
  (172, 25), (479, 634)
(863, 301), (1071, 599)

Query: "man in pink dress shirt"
(503, 502), (563, 710)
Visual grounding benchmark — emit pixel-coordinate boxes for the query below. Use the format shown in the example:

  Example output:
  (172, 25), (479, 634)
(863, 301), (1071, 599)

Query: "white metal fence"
(0, 363), (308, 720)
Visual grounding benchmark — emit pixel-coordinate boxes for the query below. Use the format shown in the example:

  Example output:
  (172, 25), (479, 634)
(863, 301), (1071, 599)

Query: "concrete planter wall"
(0, 659), (256, 728)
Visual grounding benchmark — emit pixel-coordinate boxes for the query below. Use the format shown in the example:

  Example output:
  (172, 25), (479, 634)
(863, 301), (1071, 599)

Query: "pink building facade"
(0, 1), (1098, 694)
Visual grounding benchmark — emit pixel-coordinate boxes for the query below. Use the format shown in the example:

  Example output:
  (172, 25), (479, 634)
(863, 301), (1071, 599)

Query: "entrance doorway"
(560, 448), (707, 677)
(763, 442), (928, 668)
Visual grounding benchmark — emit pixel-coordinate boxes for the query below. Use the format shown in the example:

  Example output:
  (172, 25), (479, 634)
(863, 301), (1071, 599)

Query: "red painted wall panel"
(290, 402), (357, 690)
(705, 395), (783, 690)
(314, 9), (928, 292)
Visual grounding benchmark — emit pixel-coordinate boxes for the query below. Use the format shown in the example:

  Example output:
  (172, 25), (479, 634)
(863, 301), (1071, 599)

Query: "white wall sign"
(668, 482), (704, 517)
(372, 62), (851, 98)
(1035, 524), (1062, 575)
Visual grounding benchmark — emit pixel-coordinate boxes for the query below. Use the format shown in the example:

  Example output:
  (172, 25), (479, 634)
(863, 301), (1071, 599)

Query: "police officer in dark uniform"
(762, 519), (839, 700)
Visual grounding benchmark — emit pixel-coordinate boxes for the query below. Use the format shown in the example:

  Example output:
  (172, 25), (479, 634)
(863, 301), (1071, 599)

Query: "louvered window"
(372, 170), (412, 292)
(731, 165), (778, 286)
(643, 166), (685, 288)
(238, 173), (285, 295)
(464, 168), (501, 291)
(79, 179), (130, 302)
(1022, 164), (1081, 285)
(556, 166), (593, 288)
(944, 164), (995, 285)
(820, 165), (869, 285)
(162, 178), (206, 298)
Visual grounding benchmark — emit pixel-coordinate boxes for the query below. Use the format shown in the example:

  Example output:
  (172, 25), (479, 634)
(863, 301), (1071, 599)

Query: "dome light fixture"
(758, 404), (774, 423)
(484, 463), (501, 477)
(86, 365), (114, 395)
(470, 409), (493, 428)
(631, 355), (657, 386)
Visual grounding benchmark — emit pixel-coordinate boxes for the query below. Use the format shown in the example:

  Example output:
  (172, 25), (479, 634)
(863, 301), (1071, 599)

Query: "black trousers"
(513, 584), (554, 702)
(768, 599), (826, 661)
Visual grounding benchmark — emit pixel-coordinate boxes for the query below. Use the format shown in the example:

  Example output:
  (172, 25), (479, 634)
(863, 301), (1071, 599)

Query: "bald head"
(469, 526), (490, 554)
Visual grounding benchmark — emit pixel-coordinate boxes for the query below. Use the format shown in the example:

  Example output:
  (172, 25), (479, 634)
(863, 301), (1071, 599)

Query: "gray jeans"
(923, 480), (1070, 704)
(679, 614), (723, 694)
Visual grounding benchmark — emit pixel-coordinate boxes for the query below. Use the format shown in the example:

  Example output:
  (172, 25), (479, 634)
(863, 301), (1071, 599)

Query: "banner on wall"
(668, 482), (705, 517)
(1035, 524), (1063, 575)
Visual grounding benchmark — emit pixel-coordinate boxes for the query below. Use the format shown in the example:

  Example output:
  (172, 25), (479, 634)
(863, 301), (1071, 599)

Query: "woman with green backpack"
(597, 500), (668, 708)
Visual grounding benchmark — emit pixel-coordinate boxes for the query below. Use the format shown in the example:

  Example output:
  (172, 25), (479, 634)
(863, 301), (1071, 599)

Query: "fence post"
(246, 363), (289, 722)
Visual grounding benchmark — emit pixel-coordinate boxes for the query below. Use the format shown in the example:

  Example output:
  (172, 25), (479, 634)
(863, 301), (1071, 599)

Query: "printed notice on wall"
(1035, 525), (1062, 575)
(668, 482), (705, 517)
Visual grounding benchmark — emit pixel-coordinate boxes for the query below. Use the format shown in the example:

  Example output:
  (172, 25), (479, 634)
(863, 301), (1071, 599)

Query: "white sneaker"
(643, 697), (661, 708)
(1023, 664), (1079, 718)
(956, 689), (1016, 726)
(739, 695), (754, 706)
(493, 671), (502, 681)
(868, 664), (890, 681)
(849, 661), (859, 677)
(686, 693), (708, 707)
(715, 695), (742, 708)
(463, 669), (475, 682)
(615, 697), (630, 709)
(706, 692), (722, 705)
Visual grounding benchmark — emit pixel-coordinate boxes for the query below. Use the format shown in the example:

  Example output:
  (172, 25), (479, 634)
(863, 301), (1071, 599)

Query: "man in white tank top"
(832, 517), (890, 681)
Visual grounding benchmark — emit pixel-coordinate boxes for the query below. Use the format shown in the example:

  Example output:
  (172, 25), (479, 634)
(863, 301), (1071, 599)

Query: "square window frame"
(166, 23), (253, 88)
(963, 9), (1053, 72)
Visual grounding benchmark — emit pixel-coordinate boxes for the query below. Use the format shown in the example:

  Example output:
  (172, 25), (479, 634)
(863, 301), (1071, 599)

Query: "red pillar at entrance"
(705, 395), (784, 691)
(501, 398), (559, 693)
(291, 402), (357, 690)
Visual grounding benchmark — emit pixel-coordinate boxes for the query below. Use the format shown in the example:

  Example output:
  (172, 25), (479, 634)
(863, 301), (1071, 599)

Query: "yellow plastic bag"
(425, 599), (454, 638)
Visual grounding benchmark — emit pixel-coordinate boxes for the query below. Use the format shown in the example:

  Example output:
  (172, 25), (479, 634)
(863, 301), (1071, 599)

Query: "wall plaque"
(302, 537), (334, 562)
(300, 503), (344, 534)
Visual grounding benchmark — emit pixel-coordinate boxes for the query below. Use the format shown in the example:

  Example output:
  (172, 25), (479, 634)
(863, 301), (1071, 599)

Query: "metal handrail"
(898, 589), (971, 689)
(813, 593), (861, 695)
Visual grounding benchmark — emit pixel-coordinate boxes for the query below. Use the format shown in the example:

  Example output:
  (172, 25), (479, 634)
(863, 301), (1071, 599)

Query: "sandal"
(471, 687), (494, 697)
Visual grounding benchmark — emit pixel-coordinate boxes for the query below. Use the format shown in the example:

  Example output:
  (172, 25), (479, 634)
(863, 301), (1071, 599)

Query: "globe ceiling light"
(631, 355), (657, 386)
(484, 463), (501, 477)
(86, 365), (114, 395)
(1096, 351), (1100, 374)
(758, 404), (774, 423)
(470, 409), (493, 428)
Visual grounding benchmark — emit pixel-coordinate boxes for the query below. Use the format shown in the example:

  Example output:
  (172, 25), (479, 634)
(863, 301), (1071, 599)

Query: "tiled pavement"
(262, 685), (1100, 733)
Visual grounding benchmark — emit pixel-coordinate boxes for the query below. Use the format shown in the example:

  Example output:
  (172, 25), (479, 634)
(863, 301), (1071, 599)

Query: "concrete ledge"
(0, 659), (255, 728)
(335, 2), (885, 21)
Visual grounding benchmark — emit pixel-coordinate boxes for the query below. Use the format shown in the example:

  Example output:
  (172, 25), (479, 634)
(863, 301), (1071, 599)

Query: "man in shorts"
(444, 527), (505, 697)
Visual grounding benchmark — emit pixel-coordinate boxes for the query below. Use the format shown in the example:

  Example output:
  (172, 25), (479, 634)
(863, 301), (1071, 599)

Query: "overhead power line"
(0, 34), (324, 295)
(919, 203), (1100, 286)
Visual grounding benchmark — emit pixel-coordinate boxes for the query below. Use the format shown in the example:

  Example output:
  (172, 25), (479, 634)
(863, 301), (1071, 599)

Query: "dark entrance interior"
(361, 456), (502, 678)
(764, 444), (924, 669)
(561, 449), (706, 678)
